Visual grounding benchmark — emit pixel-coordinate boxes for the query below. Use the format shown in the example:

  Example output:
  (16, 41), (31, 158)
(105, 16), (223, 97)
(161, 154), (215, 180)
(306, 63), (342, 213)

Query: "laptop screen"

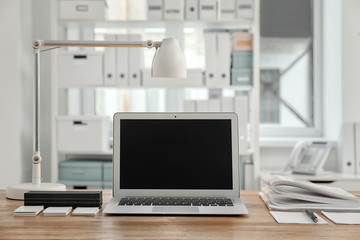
(119, 119), (233, 190)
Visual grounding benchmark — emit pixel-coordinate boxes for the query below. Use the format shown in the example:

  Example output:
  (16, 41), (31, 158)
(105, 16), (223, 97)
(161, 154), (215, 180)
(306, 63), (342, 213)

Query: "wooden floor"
(1, 190), (360, 239)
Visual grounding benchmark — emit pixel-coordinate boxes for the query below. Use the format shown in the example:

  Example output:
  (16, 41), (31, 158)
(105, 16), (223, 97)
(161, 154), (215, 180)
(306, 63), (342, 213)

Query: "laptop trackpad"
(152, 206), (199, 213)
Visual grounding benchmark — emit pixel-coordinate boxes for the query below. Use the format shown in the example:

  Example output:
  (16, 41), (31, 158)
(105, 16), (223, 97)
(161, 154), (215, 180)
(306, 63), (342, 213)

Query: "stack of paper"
(72, 207), (100, 216)
(13, 206), (44, 216)
(43, 207), (72, 216)
(259, 175), (360, 211)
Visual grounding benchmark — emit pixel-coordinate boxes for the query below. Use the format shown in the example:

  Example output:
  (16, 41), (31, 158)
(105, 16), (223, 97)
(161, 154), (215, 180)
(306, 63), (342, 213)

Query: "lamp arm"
(33, 40), (162, 49)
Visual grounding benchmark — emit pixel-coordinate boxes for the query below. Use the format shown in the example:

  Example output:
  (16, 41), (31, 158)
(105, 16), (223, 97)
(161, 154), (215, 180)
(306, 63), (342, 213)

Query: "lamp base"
(6, 182), (66, 200)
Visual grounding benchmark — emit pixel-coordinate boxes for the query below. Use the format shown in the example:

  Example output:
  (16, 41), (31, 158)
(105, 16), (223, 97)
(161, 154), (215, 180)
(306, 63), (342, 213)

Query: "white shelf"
(58, 19), (253, 30)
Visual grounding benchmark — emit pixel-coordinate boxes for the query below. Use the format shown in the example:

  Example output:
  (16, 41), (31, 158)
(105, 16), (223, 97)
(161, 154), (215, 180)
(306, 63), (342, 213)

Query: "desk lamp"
(6, 38), (187, 200)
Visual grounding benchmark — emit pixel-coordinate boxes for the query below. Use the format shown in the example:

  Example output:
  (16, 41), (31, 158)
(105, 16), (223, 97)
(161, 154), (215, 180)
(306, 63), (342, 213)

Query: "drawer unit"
(59, 180), (103, 190)
(103, 162), (113, 182)
(232, 51), (253, 69)
(231, 68), (252, 86)
(59, 161), (103, 181)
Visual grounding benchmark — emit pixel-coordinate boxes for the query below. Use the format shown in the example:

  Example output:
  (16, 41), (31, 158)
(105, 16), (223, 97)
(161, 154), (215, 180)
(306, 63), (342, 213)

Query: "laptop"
(103, 112), (248, 215)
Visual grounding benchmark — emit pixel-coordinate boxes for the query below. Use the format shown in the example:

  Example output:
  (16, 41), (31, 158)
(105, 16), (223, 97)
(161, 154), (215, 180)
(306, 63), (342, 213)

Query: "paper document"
(13, 206), (44, 216)
(43, 207), (72, 216)
(72, 207), (100, 216)
(322, 211), (360, 224)
(270, 211), (328, 224)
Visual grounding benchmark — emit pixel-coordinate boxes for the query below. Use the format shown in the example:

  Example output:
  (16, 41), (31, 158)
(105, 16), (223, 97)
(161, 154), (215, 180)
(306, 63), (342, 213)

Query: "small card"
(43, 207), (72, 216)
(72, 207), (100, 216)
(13, 206), (44, 216)
(270, 211), (328, 224)
(322, 211), (360, 224)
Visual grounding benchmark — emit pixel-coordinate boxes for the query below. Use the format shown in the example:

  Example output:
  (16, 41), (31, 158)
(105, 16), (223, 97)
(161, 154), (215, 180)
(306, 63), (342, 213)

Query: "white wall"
(0, 0), (33, 188)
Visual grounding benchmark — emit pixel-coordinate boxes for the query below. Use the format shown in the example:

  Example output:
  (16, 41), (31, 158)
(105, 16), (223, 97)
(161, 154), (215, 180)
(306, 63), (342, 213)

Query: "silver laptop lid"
(112, 112), (240, 198)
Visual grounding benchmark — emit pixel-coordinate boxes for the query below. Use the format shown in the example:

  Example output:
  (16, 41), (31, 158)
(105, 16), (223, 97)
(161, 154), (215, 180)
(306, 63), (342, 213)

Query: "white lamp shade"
(151, 38), (187, 78)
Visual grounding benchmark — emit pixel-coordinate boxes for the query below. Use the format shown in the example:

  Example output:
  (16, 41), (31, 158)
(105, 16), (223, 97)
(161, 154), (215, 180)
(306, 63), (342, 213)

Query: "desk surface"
(1, 190), (360, 240)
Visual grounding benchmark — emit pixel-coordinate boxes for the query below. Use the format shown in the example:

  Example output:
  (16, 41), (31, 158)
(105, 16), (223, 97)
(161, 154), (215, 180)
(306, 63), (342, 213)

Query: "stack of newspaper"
(259, 175), (360, 211)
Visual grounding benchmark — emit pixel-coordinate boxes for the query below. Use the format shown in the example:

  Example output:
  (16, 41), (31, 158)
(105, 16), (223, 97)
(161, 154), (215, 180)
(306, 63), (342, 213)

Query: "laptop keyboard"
(118, 197), (234, 207)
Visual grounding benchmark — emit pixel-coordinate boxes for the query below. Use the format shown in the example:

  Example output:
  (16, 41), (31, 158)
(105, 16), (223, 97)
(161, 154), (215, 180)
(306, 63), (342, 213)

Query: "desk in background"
(1, 190), (360, 239)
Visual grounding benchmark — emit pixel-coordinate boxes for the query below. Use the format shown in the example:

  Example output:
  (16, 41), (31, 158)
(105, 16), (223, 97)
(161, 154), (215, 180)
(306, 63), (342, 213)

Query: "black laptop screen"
(119, 119), (233, 190)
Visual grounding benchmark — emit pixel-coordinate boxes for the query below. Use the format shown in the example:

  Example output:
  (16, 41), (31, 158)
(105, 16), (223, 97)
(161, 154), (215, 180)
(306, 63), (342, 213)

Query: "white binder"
(199, 0), (218, 20)
(147, 0), (163, 20)
(217, 32), (231, 87)
(103, 34), (116, 86)
(221, 97), (234, 112)
(220, 0), (236, 20)
(208, 99), (221, 112)
(164, 0), (184, 20)
(116, 34), (129, 87)
(236, 0), (253, 19)
(234, 96), (248, 154)
(196, 100), (209, 112)
(204, 32), (218, 87)
(340, 123), (356, 175)
(128, 34), (142, 87)
(185, 0), (199, 20)
(183, 100), (197, 112)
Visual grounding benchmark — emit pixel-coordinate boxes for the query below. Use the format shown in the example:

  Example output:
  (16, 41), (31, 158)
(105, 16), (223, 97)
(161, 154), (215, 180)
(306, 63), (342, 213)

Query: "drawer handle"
(76, 5), (89, 12)
(73, 121), (87, 126)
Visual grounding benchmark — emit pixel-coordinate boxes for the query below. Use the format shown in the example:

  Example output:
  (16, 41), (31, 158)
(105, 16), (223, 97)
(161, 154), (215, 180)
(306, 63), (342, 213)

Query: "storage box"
(147, 0), (163, 20)
(57, 116), (110, 152)
(57, 51), (103, 87)
(232, 32), (253, 51)
(232, 51), (253, 68)
(59, 0), (106, 20)
(164, 0), (184, 20)
(103, 182), (113, 189)
(142, 68), (204, 87)
(231, 68), (252, 86)
(59, 161), (103, 181)
(103, 162), (113, 182)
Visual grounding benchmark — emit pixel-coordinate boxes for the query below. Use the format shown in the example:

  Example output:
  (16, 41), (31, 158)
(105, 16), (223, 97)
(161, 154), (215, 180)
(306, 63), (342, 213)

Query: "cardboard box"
(231, 68), (252, 86)
(232, 32), (253, 51)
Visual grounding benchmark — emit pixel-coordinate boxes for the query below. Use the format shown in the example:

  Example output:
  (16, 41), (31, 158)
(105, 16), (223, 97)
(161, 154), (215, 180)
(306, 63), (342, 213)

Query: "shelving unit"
(50, 0), (260, 189)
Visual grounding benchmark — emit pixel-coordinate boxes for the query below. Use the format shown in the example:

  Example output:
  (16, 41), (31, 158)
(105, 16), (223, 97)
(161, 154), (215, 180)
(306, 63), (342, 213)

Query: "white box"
(116, 34), (129, 86)
(217, 32), (231, 87)
(164, 0), (184, 20)
(236, 0), (253, 19)
(148, 0), (163, 20)
(142, 68), (203, 87)
(199, 0), (218, 20)
(204, 32), (218, 87)
(59, 0), (106, 20)
(57, 116), (110, 152)
(185, 0), (199, 20)
(220, 0), (236, 20)
(103, 35), (116, 86)
(340, 123), (356, 175)
(128, 34), (143, 87)
(57, 51), (103, 87)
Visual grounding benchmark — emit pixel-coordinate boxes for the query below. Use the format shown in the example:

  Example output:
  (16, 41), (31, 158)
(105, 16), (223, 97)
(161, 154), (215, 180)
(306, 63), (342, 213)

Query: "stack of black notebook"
(24, 191), (102, 208)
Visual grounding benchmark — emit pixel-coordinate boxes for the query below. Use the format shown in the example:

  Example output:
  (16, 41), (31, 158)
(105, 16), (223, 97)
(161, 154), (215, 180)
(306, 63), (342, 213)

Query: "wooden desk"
(1, 190), (360, 240)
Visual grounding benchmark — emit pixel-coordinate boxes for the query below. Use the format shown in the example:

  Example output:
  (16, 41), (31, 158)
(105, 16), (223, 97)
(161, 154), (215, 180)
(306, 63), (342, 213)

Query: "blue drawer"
(232, 51), (253, 69)
(103, 182), (113, 189)
(103, 162), (113, 181)
(231, 68), (253, 86)
(59, 161), (103, 181)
